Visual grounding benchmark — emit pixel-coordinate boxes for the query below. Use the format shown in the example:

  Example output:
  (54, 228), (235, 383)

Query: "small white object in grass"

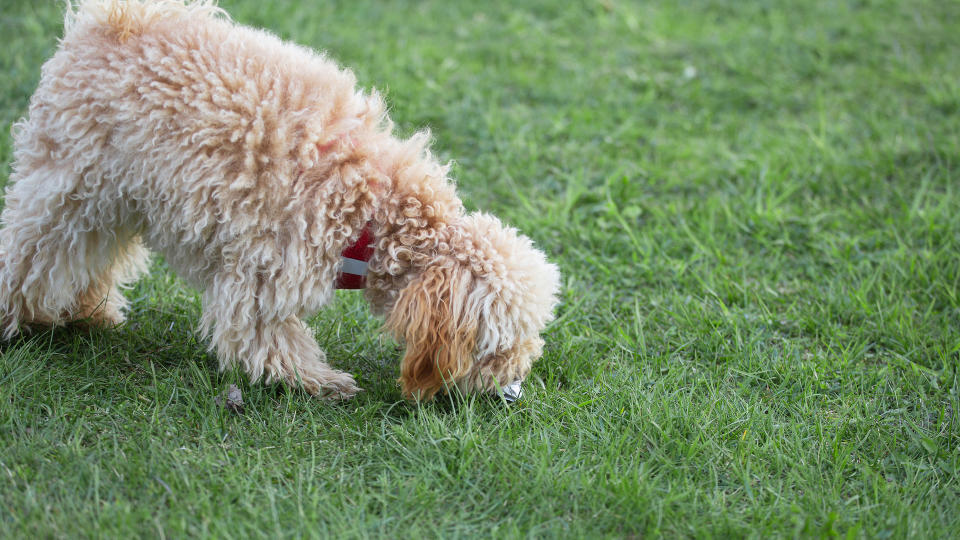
(500, 380), (523, 403)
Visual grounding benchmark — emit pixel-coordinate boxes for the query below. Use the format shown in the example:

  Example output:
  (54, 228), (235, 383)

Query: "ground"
(1, 0), (958, 537)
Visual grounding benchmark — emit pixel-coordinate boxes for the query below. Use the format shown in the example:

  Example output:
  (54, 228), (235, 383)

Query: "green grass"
(2, 0), (959, 536)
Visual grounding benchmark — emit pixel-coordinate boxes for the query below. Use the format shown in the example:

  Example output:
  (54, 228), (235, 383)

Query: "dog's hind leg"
(200, 270), (360, 399)
(0, 164), (149, 336)
(70, 234), (150, 328)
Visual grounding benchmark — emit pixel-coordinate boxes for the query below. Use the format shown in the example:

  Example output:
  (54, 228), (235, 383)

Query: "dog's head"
(383, 212), (561, 400)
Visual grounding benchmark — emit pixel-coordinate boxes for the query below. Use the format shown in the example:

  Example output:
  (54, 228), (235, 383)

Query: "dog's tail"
(64, 0), (227, 42)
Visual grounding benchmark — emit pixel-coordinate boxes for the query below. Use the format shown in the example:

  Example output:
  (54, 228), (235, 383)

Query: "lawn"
(1, 0), (959, 537)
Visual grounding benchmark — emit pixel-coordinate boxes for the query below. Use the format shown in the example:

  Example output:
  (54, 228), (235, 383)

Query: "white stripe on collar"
(340, 257), (369, 276)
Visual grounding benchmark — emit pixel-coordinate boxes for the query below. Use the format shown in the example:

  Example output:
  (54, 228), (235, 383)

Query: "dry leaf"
(216, 384), (244, 414)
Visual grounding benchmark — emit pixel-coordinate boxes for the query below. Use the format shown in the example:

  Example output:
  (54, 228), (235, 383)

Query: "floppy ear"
(384, 263), (478, 400)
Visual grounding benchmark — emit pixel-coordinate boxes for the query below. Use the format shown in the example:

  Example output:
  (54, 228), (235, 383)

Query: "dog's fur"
(0, 0), (560, 400)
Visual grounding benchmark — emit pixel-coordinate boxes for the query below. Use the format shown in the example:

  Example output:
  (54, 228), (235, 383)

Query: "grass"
(1, 0), (959, 536)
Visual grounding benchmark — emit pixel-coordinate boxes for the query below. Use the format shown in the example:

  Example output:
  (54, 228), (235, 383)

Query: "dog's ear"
(384, 263), (478, 400)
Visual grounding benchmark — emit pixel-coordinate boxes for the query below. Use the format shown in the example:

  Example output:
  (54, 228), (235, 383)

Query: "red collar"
(336, 224), (374, 289)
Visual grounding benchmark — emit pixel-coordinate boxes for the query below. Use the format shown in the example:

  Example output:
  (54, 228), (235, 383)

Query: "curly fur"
(0, 0), (561, 400)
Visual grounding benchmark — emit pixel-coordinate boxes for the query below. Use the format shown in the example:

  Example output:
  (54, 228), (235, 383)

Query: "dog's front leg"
(258, 316), (361, 399)
(199, 276), (360, 399)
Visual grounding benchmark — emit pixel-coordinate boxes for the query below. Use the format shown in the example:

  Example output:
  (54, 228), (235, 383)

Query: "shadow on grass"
(0, 303), (530, 428)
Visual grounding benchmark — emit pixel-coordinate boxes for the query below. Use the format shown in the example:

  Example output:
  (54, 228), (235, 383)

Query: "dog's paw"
(317, 371), (362, 401)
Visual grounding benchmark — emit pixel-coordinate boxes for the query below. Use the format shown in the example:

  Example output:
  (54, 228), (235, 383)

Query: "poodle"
(0, 0), (560, 400)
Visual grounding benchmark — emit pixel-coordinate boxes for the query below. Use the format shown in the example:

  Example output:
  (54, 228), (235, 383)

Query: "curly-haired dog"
(0, 0), (560, 400)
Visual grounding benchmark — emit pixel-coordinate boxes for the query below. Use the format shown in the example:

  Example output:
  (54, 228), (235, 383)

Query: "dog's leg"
(259, 317), (360, 399)
(201, 274), (360, 399)
(71, 236), (150, 327)
(0, 165), (148, 335)
(0, 165), (87, 334)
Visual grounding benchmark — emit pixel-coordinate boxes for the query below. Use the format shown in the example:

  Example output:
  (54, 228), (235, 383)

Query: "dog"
(0, 0), (560, 400)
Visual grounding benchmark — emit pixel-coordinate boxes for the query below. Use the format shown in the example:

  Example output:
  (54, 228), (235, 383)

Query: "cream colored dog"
(0, 0), (560, 400)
